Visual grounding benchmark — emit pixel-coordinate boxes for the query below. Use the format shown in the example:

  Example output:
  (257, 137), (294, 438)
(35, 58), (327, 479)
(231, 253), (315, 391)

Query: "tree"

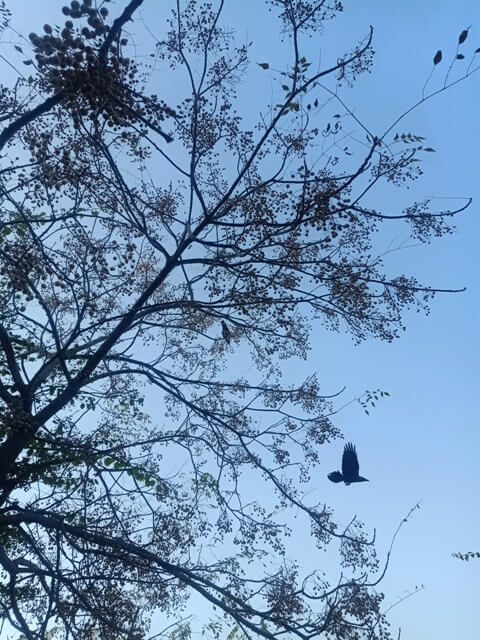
(0, 1), (477, 638)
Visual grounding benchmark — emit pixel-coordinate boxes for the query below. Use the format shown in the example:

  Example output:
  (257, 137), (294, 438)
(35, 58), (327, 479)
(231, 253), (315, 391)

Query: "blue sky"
(3, 2), (479, 638)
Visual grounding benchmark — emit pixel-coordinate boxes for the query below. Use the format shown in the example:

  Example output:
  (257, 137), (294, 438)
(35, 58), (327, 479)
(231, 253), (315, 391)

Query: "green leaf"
(227, 626), (239, 640)
(423, 147), (436, 152)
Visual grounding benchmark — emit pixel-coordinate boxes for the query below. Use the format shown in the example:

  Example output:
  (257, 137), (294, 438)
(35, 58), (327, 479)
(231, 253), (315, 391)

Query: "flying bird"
(221, 320), (231, 344)
(328, 442), (369, 485)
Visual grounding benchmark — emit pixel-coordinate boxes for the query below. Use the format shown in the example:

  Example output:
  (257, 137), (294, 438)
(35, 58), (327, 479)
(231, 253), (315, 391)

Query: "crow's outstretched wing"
(327, 471), (343, 483)
(342, 442), (359, 479)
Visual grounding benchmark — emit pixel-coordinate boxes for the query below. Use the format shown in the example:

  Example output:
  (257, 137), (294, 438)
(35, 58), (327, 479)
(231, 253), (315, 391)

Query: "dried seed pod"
(458, 29), (468, 45)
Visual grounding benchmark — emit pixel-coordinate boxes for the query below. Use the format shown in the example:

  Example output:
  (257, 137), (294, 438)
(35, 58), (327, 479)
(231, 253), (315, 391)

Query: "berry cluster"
(0, 240), (40, 297)
(29, 1), (175, 131)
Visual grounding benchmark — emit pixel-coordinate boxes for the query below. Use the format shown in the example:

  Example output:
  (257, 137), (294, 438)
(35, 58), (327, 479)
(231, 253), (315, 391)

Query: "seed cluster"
(29, 0), (175, 131)
(0, 241), (41, 297)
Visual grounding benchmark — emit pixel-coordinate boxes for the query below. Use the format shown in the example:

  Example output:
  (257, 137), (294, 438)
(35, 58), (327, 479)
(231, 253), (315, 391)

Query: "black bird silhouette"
(328, 442), (369, 485)
(221, 320), (231, 344)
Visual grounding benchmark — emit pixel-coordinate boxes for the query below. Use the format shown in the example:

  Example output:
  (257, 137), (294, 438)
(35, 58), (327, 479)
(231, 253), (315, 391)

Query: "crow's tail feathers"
(327, 471), (344, 483)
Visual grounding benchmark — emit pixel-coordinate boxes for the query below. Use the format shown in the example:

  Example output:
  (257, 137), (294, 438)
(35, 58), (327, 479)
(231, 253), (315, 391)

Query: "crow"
(221, 320), (231, 344)
(328, 442), (369, 485)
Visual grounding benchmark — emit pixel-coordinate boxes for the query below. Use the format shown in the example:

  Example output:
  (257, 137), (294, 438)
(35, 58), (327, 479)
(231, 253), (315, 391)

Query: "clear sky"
(3, 2), (479, 639)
